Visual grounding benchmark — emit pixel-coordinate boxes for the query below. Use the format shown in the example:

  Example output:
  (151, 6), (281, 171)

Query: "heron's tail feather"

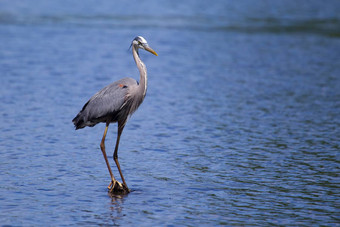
(72, 113), (86, 130)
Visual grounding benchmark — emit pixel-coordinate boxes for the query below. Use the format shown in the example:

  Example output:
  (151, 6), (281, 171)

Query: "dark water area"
(0, 0), (339, 226)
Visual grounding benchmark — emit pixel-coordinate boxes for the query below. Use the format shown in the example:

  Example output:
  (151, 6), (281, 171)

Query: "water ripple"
(1, 0), (339, 226)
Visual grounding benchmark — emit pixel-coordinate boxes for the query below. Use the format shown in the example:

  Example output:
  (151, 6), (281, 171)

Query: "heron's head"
(132, 36), (158, 56)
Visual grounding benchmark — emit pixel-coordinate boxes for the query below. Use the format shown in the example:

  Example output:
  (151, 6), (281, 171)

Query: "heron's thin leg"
(113, 122), (128, 189)
(100, 122), (116, 186)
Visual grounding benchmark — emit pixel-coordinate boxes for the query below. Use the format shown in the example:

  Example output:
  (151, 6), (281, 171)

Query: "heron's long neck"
(132, 46), (147, 97)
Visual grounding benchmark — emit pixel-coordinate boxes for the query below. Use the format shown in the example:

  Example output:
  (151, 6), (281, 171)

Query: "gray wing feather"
(76, 77), (137, 126)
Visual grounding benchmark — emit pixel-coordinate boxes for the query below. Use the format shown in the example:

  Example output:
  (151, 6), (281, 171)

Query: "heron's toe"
(107, 181), (113, 189)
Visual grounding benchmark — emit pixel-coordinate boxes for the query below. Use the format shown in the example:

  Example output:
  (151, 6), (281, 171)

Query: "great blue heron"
(72, 36), (157, 194)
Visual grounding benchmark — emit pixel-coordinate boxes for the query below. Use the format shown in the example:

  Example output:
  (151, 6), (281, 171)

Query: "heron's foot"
(108, 180), (130, 195)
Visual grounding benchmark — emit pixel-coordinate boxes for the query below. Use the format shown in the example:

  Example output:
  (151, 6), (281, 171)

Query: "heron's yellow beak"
(144, 46), (158, 56)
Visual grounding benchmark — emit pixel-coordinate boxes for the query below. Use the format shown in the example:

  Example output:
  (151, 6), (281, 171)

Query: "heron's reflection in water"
(107, 192), (128, 223)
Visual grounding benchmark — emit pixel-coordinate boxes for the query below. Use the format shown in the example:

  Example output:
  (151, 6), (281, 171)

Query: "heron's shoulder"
(114, 77), (138, 86)
(98, 77), (136, 92)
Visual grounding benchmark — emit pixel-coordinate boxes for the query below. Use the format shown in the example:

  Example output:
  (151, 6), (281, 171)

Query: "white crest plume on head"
(137, 36), (147, 44)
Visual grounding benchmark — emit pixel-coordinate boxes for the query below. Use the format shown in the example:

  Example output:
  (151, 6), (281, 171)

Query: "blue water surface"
(0, 0), (339, 226)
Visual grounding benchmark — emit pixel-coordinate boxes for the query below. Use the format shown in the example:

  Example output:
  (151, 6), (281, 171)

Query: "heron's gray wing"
(81, 77), (138, 122)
